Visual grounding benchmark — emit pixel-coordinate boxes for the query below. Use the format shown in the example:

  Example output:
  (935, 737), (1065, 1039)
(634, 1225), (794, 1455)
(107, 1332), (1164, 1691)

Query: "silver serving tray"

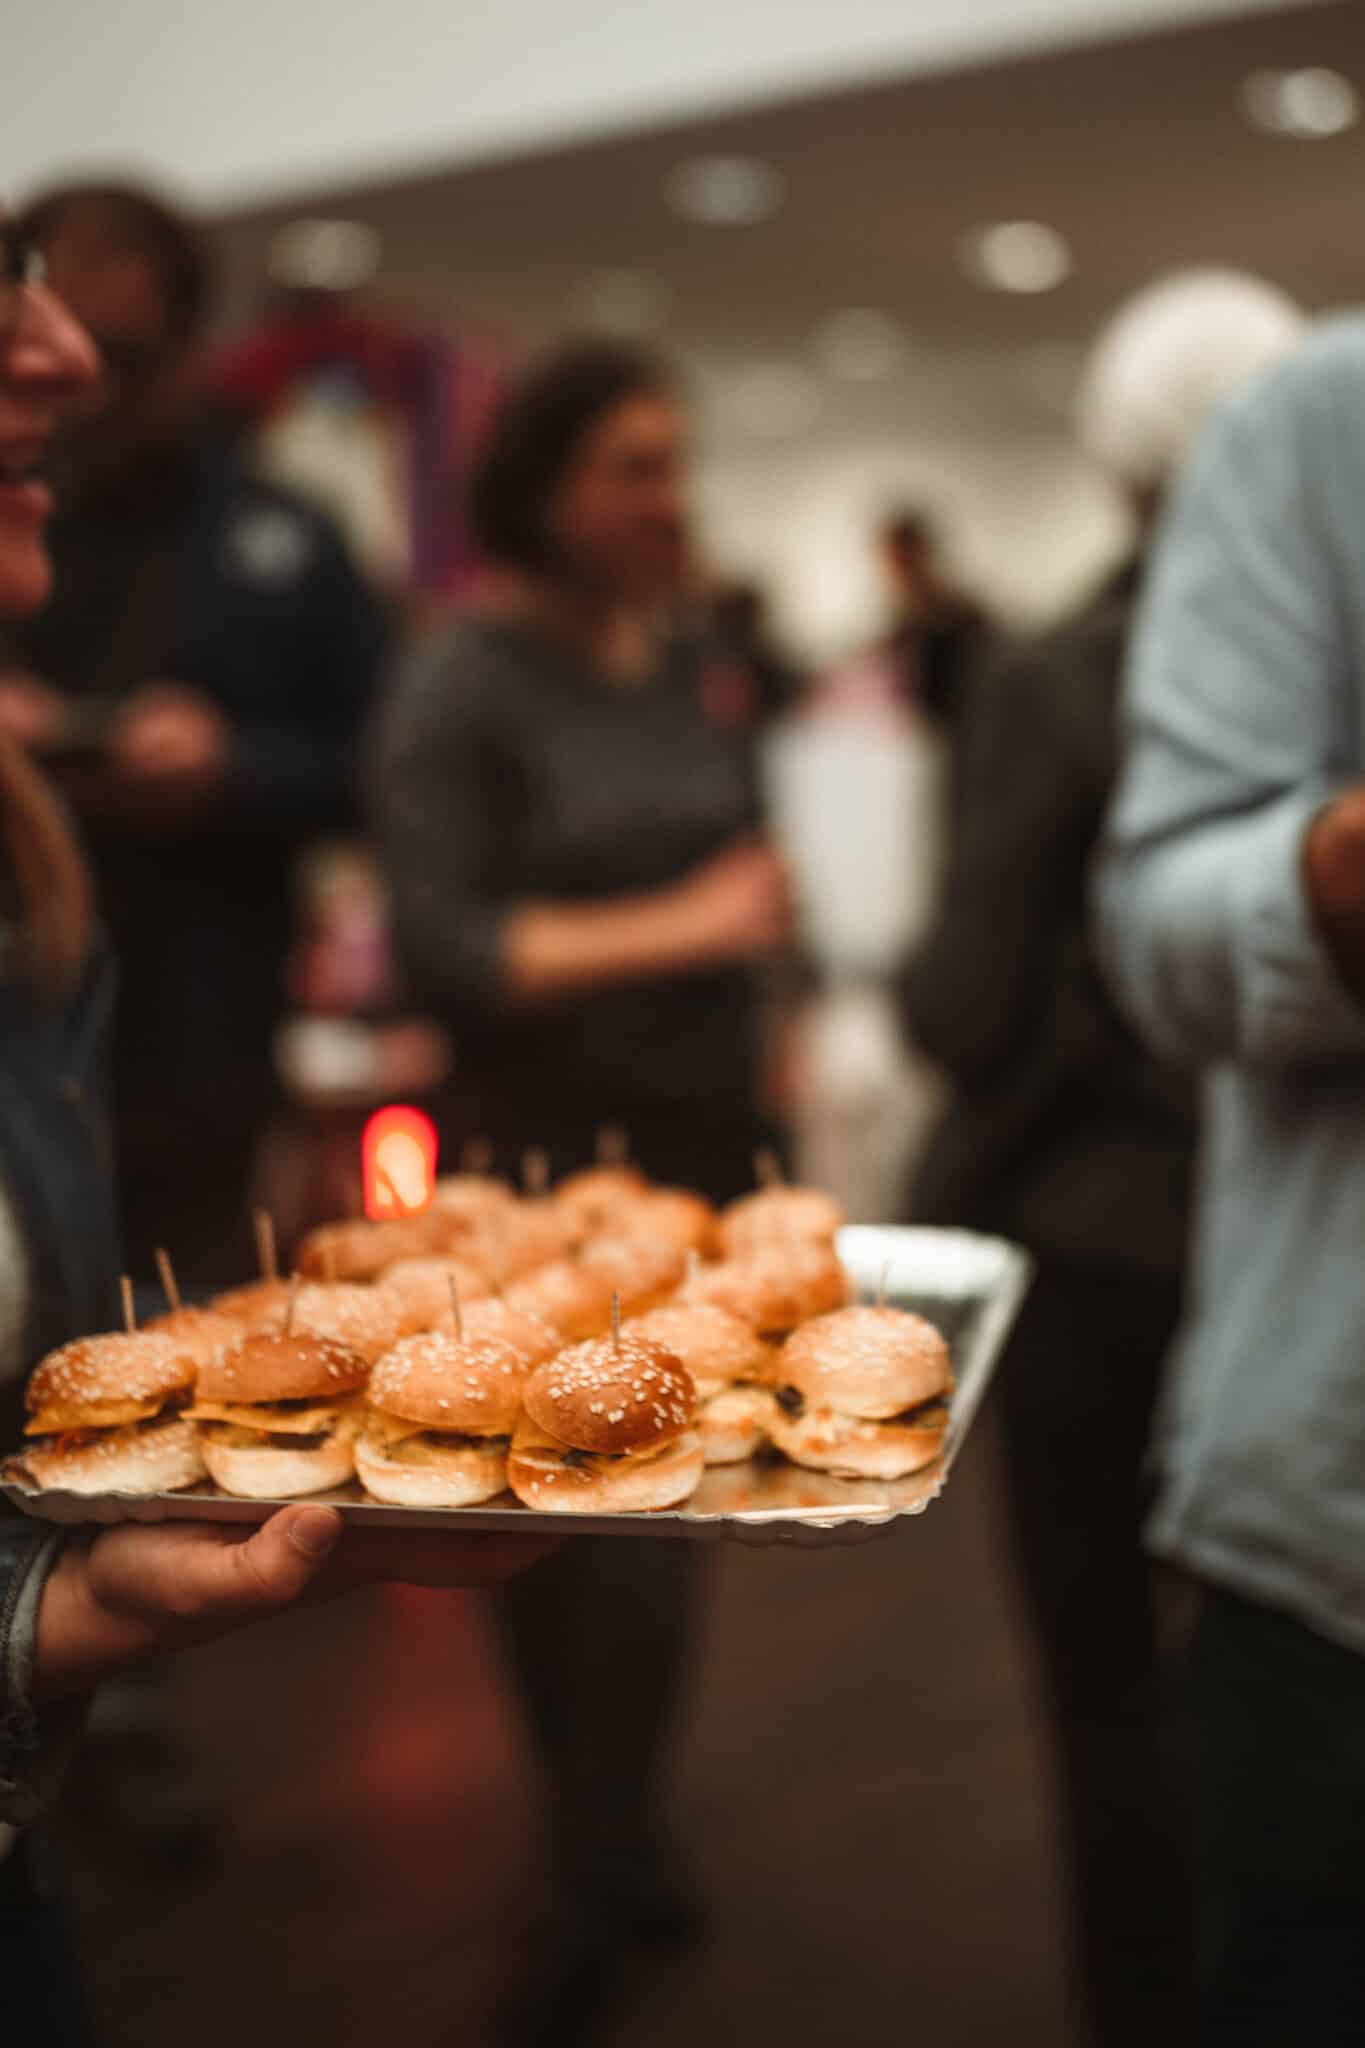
(3, 1227), (1031, 1549)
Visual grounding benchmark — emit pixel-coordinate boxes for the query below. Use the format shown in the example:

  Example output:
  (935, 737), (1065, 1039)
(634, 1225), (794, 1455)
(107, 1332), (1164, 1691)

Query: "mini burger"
(355, 1330), (525, 1507)
(291, 1281), (420, 1367)
(506, 1259), (617, 1343)
(295, 1213), (451, 1283)
(630, 1302), (776, 1465)
(459, 1297), (564, 1371)
(767, 1304), (953, 1480)
(210, 1276), (294, 1330)
(553, 1163), (647, 1238)
(189, 1328), (369, 1497)
(718, 1183), (846, 1255)
(579, 1234), (686, 1318)
(430, 1172), (517, 1226)
(462, 1201), (578, 1286)
(509, 1334), (702, 1513)
(691, 1242), (850, 1339)
(19, 1331), (206, 1495)
(143, 1305), (241, 1373)
(628, 1188), (718, 1257)
(378, 1256), (491, 1332)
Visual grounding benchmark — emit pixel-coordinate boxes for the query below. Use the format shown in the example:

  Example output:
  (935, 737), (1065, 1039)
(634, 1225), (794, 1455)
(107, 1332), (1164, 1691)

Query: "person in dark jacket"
(903, 273), (1304, 2048)
(0, 197), (544, 2047)
(0, 183), (387, 1290)
(375, 341), (791, 2046)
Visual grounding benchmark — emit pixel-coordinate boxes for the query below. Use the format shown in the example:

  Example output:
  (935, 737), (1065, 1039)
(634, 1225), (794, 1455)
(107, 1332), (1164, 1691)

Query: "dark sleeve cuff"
(0, 1522), (87, 1828)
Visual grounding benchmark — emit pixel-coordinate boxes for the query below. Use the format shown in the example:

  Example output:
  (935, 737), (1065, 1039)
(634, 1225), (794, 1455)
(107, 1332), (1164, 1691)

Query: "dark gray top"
(373, 616), (762, 1124)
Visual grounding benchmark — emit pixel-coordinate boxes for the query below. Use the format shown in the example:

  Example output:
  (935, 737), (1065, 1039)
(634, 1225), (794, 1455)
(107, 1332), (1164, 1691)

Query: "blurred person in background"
(0, 194), (542, 2048)
(903, 273), (1304, 2048)
(1098, 310), (1365, 2046)
(879, 507), (988, 733)
(375, 339), (791, 2046)
(0, 182), (387, 1294)
(709, 577), (804, 726)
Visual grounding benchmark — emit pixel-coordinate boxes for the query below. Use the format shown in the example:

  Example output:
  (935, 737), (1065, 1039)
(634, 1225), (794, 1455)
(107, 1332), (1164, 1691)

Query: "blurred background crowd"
(3, 0), (1363, 2043)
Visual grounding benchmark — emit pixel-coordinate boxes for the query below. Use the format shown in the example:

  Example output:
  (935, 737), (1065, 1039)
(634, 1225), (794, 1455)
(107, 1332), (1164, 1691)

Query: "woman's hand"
(33, 1509), (555, 1706)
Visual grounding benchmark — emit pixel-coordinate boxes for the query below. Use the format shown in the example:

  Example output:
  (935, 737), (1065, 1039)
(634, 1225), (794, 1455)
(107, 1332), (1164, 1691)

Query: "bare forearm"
(502, 889), (710, 1002)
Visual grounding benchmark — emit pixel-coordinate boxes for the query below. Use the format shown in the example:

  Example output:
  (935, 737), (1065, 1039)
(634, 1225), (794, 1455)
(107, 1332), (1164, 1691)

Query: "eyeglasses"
(0, 218), (47, 344)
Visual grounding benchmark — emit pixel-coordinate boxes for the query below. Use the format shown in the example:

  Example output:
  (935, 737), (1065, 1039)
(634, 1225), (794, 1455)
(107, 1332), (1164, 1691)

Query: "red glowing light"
(363, 1105), (438, 1219)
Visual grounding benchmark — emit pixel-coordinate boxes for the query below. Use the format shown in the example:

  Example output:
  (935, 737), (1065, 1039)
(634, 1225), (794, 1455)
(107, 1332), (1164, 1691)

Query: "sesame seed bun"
(209, 1277), (293, 1329)
(18, 1413), (207, 1496)
(143, 1306), (241, 1372)
(579, 1235), (686, 1317)
(463, 1202), (579, 1286)
(291, 1281), (420, 1365)
(25, 1332), (195, 1436)
(554, 1165), (647, 1236)
(367, 1330), (526, 1436)
(776, 1305), (953, 1420)
(295, 1213), (449, 1282)
(629, 1303), (772, 1399)
(377, 1257), (491, 1331)
(506, 1260), (617, 1342)
(690, 1244), (850, 1335)
(458, 1298), (563, 1370)
(507, 1414), (703, 1513)
(627, 1188), (719, 1256)
(195, 1330), (370, 1406)
(430, 1173), (517, 1221)
(718, 1185), (846, 1254)
(521, 1335), (696, 1457)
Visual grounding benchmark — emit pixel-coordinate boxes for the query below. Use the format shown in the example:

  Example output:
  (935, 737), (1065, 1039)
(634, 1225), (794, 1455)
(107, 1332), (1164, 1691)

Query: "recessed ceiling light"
(813, 308), (910, 382)
(666, 156), (786, 227)
(269, 218), (382, 291)
(722, 362), (822, 437)
(1242, 67), (1359, 139)
(575, 268), (673, 337)
(960, 220), (1072, 295)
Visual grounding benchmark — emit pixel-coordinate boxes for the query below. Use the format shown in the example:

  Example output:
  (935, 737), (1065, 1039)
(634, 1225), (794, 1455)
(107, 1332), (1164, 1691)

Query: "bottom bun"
(20, 1413), (206, 1497)
(354, 1429), (508, 1507)
(508, 1427), (703, 1513)
(768, 1403), (947, 1480)
(701, 1385), (777, 1466)
(200, 1424), (357, 1499)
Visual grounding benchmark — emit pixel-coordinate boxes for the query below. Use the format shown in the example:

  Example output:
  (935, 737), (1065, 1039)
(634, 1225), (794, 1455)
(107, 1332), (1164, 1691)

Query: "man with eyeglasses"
(0, 182), (387, 1295)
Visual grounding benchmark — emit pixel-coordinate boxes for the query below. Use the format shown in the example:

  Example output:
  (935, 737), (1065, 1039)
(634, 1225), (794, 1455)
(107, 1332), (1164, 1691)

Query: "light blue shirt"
(1097, 316), (1365, 1652)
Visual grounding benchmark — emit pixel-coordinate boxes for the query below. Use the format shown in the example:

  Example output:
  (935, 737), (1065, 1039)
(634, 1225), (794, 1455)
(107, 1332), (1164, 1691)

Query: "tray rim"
(3, 1225), (1033, 1548)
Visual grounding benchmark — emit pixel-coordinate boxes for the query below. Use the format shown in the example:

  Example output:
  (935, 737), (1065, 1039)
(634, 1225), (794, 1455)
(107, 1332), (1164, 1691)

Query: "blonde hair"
(0, 730), (92, 992)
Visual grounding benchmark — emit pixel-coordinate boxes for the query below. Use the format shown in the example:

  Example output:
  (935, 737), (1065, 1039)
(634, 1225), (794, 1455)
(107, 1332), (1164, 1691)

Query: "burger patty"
(773, 1387), (949, 1427)
(361, 1425), (511, 1467)
(30, 1405), (190, 1454)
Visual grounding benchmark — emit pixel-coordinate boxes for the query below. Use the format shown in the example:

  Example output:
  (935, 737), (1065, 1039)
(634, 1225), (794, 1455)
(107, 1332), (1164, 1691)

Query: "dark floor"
(59, 1415), (1079, 2048)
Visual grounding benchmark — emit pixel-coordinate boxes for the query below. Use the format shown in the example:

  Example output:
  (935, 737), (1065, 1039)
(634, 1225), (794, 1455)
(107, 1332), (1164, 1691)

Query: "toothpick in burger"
(509, 1320), (702, 1512)
(631, 1300), (776, 1464)
(356, 1322), (525, 1507)
(189, 1323), (370, 1497)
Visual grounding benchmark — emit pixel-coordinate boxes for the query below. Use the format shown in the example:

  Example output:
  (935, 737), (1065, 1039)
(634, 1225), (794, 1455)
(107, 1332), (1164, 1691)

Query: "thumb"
(206, 1506), (344, 1618)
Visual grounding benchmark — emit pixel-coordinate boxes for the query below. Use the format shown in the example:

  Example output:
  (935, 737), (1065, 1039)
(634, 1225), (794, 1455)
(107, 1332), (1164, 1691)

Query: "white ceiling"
(2, 0), (1323, 208)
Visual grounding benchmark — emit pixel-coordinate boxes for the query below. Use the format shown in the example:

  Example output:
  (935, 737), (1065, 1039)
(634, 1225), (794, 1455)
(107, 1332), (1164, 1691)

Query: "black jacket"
(4, 431), (387, 1123)
(903, 566), (1194, 1280)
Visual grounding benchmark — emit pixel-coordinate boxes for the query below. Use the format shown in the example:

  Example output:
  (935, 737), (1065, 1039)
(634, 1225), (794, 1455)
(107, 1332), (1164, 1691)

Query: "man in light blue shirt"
(1098, 316), (1365, 2046)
